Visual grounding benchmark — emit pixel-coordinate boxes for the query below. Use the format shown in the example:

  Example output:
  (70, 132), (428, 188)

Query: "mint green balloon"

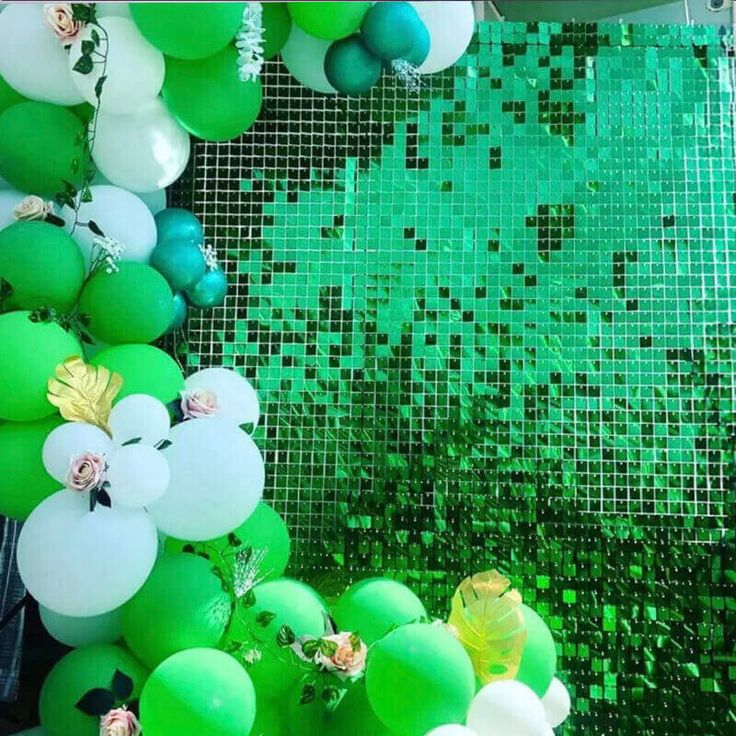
(140, 648), (256, 736)
(0, 222), (85, 311)
(333, 578), (427, 644)
(39, 644), (148, 736)
(0, 414), (64, 520)
(287, 2), (371, 41)
(122, 554), (232, 669)
(0, 311), (82, 421)
(131, 2), (245, 60)
(79, 262), (174, 345)
(223, 578), (327, 698)
(515, 603), (557, 697)
(365, 623), (475, 736)
(0, 102), (87, 196)
(263, 3), (291, 60)
(163, 46), (262, 142)
(91, 344), (184, 404)
(0, 71), (26, 115)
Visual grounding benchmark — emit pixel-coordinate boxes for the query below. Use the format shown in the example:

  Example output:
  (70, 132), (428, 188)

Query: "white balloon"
(0, 174), (12, 191)
(425, 727), (478, 736)
(17, 489), (158, 616)
(10, 729), (46, 736)
(40, 604), (123, 647)
(62, 184), (157, 265)
(0, 190), (25, 230)
(109, 393), (171, 446)
(466, 681), (548, 736)
(69, 17), (164, 114)
(97, 3), (132, 20)
(411, 2), (475, 74)
(93, 98), (191, 193)
(107, 444), (170, 508)
(149, 417), (265, 540)
(92, 170), (167, 216)
(281, 24), (337, 95)
(0, 4), (84, 105)
(541, 677), (571, 728)
(185, 368), (260, 430)
(42, 423), (113, 485)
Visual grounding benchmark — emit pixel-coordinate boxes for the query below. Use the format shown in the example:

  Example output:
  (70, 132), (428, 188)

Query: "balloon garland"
(0, 3), (575, 736)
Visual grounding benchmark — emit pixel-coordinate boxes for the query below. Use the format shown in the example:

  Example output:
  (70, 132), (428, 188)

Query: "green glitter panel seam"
(170, 21), (736, 735)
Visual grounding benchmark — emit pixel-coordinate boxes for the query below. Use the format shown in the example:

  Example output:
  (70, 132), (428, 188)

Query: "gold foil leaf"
(47, 356), (122, 434)
(448, 569), (527, 684)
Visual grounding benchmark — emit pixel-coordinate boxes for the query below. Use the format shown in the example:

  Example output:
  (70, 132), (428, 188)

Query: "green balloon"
(39, 644), (148, 736)
(91, 344), (184, 404)
(0, 71), (26, 115)
(123, 554), (232, 669)
(140, 648), (256, 736)
(324, 36), (382, 95)
(0, 311), (82, 421)
(131, 2), (245, 60)
(365, 623), (476, 736)
(79, 262), (174, 345)
(253, 696), (286, 736)
(515, 603), (557, 697)
(163, 46), (262, 142)
(262, 3), (292, 60)
(287, 2), (371, 40)
(0, 222), (85, 312)
(333, 578), (427, 644)
(0, 414), (64, 520)
(0, 102), (87, 196)
(166, 502), (291, 582)
(223, 578), (327, 698)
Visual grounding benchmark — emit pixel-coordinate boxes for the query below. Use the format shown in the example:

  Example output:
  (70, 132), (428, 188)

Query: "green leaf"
(80, 185), (93, 204)
(121, 437), (142, 446)
(349, 632), (363, 652)
(321, 686), (339, 704)
(72, 3), (95, 22)
(81, 40), (95, 55)
(94, 75), (107, 99)
(240, 588), (256, 608)
(91, 28), (100, 45)
(75, 688), (115, 717)
(156, 438), (172, 450)
(239, 422), (255, 434)
(227, 532), (242, 547)
(276, 624), (296, 647)
(62, 180), (78, 195)
(319, 638), (338, 657)
(45, 213), (66, 228)
(255, 611), (276, 627)
(111, 669), (133, 700)
(0, 277), (13, 300)
(301, 639), (320, 659)
(299, 683), (316, 705)
(72, 54), (94, 75)
(182, 544), (196, 554)
(87, 220), (104, 236)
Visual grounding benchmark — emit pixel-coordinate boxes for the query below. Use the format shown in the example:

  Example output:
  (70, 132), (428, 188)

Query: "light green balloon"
(223, 578), (327, 698)
(78, 262), (174, 345)
(0, 102), (87, 196)
(0, 222), (85, 311)
(0, 311), (82, 421)
(39, 644), (148, 736)
(163, 46), (262, 142)
(166, 501), (291, 582)
(122, 553), (232, 669)
(515, 603), (557, 697)
(40, 605), (123, 649)
(140, 648), (256, 736)
(262, 3), (292, 60)
(0, 70), (26, 115)
(131, 2), (245, 60)
(287, 2), (371, 40)
(333, 577), (427, 644)
(91, 344), (184, 404)
(0, 414), (64, 520)
(365, 623), (476, 736)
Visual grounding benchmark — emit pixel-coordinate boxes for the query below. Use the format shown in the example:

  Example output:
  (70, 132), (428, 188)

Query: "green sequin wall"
(171, 22), (736, 734)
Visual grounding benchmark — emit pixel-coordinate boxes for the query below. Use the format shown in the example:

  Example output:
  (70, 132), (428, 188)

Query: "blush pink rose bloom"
(315, 632), (368, 679)
(67, 452), (106, 492)
(180, 388), (219, 419)
(99, 707), (141, 736)
(14, 195), (54, 222)
(44, 3), (84, 43)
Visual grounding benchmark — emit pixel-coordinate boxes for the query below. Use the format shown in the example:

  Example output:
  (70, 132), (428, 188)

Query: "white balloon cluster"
(424, 678), (571, 736)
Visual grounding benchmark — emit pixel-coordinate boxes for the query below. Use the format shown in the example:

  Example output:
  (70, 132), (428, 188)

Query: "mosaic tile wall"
(170, 22), (736, 735)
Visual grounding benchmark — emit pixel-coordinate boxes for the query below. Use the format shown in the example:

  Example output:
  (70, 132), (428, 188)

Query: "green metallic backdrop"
(171, 21), (736, 734)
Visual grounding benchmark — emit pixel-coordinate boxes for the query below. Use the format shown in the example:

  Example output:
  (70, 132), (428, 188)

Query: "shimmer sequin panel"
(171, 23), (736, 734)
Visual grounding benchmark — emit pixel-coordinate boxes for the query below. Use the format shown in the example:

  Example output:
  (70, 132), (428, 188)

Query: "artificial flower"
(13, 195), (54, 222)
(44, 3), (84, 43)
(99, 707), (141, 736)
(315, 632), (368, 679)
(67, 451), (106, 492)
(180, 388), (219, 419)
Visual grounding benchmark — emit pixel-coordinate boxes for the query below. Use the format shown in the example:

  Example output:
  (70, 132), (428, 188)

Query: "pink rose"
(315, 632), (368, 680)
(14, 195), (54, 222)
(67, 452), (106, 492)
(180, 388), (219, 419)
(44, 3), (84, 43)
(99, 707), (140, 736)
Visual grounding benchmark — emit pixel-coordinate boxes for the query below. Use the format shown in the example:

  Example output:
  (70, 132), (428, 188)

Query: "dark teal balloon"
(324, 36), (382, 95)
(151, 238), (206, 291)
(404, 20), (430, 66)
(154, 208), (204, 246)
(361, 2), (422, 61)
(186, 268), (227, 309)
(166, 292), (188, 334)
